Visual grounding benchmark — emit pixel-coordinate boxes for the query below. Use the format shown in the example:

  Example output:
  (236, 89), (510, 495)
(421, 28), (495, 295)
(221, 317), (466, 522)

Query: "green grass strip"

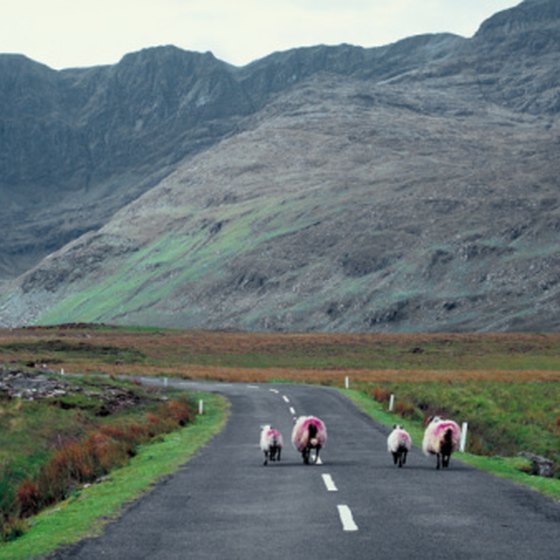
(341, 388), (560, 501)
(0, 392), (229, 560)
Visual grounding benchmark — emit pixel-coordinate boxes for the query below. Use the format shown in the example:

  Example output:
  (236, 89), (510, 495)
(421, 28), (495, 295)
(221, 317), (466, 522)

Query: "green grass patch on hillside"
(38, 194), (344, 326)
(0, 392), (227, 560)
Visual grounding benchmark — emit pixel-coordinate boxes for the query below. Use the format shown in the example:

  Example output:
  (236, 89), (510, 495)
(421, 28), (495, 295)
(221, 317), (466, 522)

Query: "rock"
(518, 451), (555, 478)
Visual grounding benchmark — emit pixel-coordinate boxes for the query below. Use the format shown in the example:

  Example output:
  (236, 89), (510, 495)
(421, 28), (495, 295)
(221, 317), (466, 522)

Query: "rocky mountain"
(0, 0), (559, 332)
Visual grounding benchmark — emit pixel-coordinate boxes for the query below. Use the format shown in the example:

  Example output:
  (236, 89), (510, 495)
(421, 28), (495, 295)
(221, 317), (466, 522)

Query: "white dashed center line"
(337, 505), (359, 532)
(269, 389), (279, 394)
(316, 456), (323, 465)
(289, 406), (296, 415)
(322, 474), (338, 492)
(282, 395), (290, 403)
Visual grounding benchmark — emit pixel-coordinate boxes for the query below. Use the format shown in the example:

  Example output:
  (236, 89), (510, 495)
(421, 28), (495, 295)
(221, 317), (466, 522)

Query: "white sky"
(0, 0), (521, 70)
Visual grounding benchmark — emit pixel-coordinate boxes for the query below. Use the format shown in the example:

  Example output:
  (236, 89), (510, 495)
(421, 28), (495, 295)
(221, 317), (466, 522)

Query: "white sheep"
(291, 416), (327, 464)
(422, 416), (461, 469)
(387, 424), (412, 467)
(260, 425), (283, 466)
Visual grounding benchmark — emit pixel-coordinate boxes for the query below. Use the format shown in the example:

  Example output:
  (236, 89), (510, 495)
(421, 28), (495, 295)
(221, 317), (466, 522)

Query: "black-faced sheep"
(387, 424), (412, 467)
(422, 416), (461, 469)
(291, 416), (327, 465)
(260, 425), (283, 466)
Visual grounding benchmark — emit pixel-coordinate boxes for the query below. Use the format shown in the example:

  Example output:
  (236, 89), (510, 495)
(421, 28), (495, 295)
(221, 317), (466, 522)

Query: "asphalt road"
(53, 380), (560, 559)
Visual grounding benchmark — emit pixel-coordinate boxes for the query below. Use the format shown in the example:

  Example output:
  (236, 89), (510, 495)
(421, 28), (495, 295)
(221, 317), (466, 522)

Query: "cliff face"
(0, 0), (559, 332)
(0, 47), (257, 279)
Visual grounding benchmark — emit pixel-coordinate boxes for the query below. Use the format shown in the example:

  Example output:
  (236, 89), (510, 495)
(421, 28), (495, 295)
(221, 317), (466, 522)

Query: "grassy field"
(342, 389), (560, 500)
(1, 326), (559, 378)
(1, 325), (559, 498)
(0, 361), (227, 551)
(0, 391), (227, 560)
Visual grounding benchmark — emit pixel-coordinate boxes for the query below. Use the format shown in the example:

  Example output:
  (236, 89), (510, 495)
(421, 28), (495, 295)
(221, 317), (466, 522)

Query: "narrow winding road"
(54, 381), (560, 559)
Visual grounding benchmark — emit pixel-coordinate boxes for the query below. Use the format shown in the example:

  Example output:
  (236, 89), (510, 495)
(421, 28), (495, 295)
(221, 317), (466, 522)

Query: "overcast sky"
(1, 0), (521, 70)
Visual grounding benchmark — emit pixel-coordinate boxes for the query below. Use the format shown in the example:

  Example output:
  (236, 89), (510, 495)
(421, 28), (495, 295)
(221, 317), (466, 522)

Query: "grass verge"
(0, 392), (228, 560)
(342, 388), (560, 501)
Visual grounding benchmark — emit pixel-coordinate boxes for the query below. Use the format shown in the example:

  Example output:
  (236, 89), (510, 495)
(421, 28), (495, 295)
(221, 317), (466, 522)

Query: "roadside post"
(460, 422), (468, 452)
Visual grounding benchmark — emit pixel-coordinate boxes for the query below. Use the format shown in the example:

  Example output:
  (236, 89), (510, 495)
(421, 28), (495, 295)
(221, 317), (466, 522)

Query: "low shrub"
(15, 480), (40, 517)
(372, 387), (390, 403)
(1, 516), (27, 542)
(1, 398), (194, 542)
(394, 401), (416, 419)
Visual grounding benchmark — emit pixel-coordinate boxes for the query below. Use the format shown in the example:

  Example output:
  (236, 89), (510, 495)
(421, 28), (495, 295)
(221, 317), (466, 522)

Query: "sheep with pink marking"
(387, 424), (412, 468)
(260, 425), (283, 466)
(422, 416), (461, 469)
(291, 415), (327, 465)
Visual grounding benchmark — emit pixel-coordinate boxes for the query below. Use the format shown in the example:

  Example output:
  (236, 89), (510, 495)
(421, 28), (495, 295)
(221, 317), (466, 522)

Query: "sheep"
(291, 416), (327, 464)
(260, 425), (283, 466)
(387, 424), (412, 467)
(422, 416), (461, 469)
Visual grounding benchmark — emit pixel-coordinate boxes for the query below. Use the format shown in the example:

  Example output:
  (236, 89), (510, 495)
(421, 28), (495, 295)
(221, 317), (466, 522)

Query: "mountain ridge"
(1, 0), (559, 332)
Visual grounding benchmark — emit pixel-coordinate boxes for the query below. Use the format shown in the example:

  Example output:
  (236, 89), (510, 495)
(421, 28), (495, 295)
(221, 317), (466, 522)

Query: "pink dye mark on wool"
(387, 425), (412, 453)
(267, 427), (282, 441)
(422, 417), (462, 458)
(291, 416), (327, 452)
(398, 429), (412, 447)
(260, 425), (283, 451)
(432, 420), (461, 445)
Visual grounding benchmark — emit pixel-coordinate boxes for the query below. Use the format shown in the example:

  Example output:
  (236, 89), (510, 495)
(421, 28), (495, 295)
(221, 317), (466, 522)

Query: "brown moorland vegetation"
(1, 325), (558, 484)
(0, 366), (194, 542)
(1, 325), (559, 384)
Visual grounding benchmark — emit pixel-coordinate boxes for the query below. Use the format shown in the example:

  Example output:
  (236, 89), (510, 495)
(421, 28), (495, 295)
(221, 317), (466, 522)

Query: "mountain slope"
(1, 0), (559, 332)
(0, 47), (257, 279)
(0, 36), (463, 281)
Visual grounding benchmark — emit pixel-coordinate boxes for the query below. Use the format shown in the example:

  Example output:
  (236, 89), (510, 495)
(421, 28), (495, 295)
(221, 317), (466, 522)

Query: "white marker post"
(344, 376), (350, 389)
(163, 376), (168, 387)
(60, 368), (65, 376)
(460, 422), (468, 452)
(198, 399), (204, 415)
(388, 394), (395, 412)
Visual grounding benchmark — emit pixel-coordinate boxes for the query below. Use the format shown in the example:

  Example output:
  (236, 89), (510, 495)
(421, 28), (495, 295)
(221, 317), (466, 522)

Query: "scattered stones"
(0, 368), (72, 400)
(518, 452), (555, 478)
(0, 368), (147, 414)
